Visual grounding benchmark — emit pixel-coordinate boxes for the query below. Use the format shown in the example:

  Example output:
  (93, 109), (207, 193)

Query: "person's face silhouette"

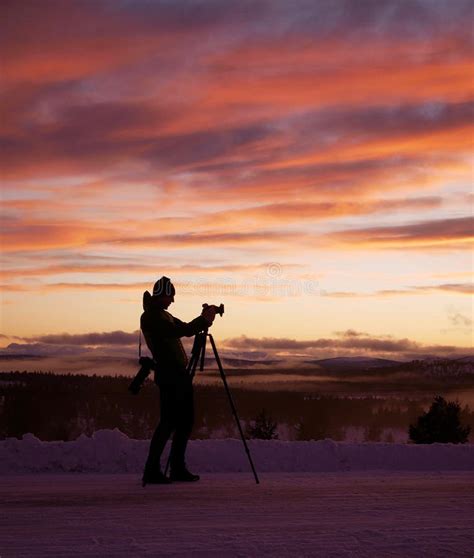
(153, 280), (175, 310)
(161, 293), (174, 309)
(154, 289), (175, 310)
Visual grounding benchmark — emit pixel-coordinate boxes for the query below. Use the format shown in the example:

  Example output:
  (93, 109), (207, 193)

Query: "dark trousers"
(144, 378), (194, 474)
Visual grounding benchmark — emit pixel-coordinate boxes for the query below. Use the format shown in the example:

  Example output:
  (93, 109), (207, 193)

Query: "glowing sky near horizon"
(0, 0), (473, 360)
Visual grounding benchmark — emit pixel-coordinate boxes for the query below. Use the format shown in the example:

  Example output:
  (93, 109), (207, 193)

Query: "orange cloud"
(197, 197), (444, 229)
(322, 216), (474, 250)
(0, 261), (303, 281)
(0, 220), (113, 252)
(203, 57), (473, 112)
(104, 230), (305, 249)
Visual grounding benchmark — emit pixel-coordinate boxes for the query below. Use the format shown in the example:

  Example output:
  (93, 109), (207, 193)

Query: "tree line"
(1, 371), (472, 442)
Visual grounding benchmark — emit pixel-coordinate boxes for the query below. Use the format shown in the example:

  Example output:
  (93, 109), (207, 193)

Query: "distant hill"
(399, 358), (474, 376)
(197, 356), (280, 368)
(301, 356), (474, 376)
(222, 357), (280, 368)
(304, 357), (401, 372)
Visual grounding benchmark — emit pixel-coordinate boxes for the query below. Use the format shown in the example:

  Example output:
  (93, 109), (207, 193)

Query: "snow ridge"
(1, 429), (473, 474)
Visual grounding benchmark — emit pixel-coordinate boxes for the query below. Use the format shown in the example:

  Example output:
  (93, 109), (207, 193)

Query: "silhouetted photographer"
(131, 276), (259, 486)
(136, 276), (217, 485)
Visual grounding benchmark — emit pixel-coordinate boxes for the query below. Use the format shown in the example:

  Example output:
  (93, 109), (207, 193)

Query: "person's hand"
(201, 305), (216, 326)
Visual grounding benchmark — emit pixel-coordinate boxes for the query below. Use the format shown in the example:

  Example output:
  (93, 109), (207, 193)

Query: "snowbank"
(1, 429), (473, 474)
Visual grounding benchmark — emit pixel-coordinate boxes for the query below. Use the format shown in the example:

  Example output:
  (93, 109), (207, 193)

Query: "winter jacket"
(140, 300), (208, 384)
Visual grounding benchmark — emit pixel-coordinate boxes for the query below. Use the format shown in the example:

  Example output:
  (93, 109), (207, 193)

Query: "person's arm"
(142, 304), (216, 339)
(166, 315), (208, 337)
(155, 309), (215, 338)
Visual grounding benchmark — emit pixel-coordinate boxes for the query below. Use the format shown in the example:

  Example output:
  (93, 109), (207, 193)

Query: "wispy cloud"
(26, 331), (138, 346)
(447, 309), (473, 327)
(323, 216), (474, 250)
(322, 283), (473, 297)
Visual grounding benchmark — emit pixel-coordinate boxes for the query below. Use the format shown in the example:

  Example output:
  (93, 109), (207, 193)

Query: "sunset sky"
(1, 0), (473, 364)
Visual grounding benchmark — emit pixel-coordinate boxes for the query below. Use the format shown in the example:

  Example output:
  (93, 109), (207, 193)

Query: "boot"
(170, 467), (200, 482)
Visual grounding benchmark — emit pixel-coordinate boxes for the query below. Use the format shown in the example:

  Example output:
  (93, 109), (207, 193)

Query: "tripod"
(164, 329), (260, 484)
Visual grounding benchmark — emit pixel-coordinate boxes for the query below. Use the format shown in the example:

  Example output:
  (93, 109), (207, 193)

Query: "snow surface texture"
(1, 429), (473, 474)
(1, 473), (473, 557)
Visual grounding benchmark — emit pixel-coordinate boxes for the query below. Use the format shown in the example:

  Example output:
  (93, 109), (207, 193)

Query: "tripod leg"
(199, 330), (207, 371)
(208, 334), (260, 484)
(187, 333), (202, 377)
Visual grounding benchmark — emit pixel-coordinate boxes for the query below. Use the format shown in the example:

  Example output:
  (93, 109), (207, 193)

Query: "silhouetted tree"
(409, 395), (471, 444)
(246, 408), (278, 440)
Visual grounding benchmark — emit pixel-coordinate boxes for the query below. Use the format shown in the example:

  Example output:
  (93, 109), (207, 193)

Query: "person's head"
(152, 276), (175, 309)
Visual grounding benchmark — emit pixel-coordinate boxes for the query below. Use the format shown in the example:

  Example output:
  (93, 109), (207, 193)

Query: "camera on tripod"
(202, 303), (225, 317)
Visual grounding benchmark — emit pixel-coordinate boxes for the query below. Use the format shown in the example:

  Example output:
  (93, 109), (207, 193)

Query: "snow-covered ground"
(1, 472), (473, 557)
(1, 429), (473, 473)
(1, 431), (473, 556)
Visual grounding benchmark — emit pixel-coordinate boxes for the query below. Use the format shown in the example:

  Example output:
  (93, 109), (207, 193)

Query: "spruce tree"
(246, 408), (279, 440)
(409, 396), (471, 444)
